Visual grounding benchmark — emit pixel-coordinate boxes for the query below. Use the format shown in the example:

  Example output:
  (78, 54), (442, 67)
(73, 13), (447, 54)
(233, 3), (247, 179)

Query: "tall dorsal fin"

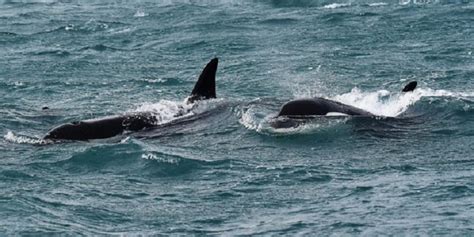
(188, 58), (218, 103)
(402, 81), (417, 92)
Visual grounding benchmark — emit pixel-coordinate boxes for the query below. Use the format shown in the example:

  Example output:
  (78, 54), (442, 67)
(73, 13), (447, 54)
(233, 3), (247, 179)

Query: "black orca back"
(43, 113), (157, 140)
(278, 98), (373, 117)
(402, 81), (417, 92)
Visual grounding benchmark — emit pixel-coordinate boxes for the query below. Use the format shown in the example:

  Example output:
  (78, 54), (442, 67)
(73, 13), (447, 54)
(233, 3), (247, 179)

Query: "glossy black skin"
(270, 98), (374, 129)
(44, 58), (218, 141)
(44, 113), (156, 140)
(278, 97), (374, 118)
(402, 81), (417, 92)
(272, 81), (418, 128)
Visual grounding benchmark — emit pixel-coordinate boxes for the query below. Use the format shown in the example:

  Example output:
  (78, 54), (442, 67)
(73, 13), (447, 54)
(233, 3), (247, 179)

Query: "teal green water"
(1, 1), (473, 235)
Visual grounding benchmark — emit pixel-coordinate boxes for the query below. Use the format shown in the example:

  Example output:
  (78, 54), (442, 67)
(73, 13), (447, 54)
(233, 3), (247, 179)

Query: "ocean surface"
(1, 0), (473, 235)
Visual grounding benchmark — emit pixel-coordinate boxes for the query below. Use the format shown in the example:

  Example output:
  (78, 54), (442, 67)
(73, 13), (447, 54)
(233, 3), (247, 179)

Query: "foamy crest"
(322, 3), (351, 9)
(141, 153), (179, 164)
(369, 2), (388, 7)
(332, 87), (474, 117)
(4, 131), (49, 145)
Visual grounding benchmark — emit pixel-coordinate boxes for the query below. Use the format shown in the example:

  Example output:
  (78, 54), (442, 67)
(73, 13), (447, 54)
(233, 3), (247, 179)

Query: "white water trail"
(332, 87), (474, 117)
(4, 131), (49, 145)
(321, 3), (351, 9)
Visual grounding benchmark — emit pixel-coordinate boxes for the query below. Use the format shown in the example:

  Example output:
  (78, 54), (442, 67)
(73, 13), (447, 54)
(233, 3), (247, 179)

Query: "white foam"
(4, 131), (48, 145)
(133, 10), (148, 18)
(332, 87), (474, 117)
(322, 3), (351, 9)
(141, 153), (179, 164)
(267, 122), (323, 135)
(65, 24), (74, 31)
(239, 105), (348, 135)
(399, 0), (439, 5)
(369, 2), (388, 7)
(131, 98), (222, 125)
(239, 107), (267, 132)
(130, 99), (195, 125)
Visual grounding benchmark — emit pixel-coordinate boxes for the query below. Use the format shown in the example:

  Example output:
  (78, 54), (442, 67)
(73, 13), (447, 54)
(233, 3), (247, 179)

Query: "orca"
(44, 58), (219, 141)
(271, 81), (417, 128)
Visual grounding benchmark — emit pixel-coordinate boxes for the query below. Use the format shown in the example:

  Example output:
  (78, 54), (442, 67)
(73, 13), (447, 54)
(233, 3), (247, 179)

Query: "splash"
(239, 106), (269, 133)
(239, 104), (348, 135)
(4, 131), (49, 145)
(332, 87), (474, 117)
(131, 98), (222, 125)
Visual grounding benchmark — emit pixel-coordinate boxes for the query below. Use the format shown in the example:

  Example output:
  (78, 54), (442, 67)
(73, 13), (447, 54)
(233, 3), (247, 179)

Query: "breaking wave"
(321, 3), (351, 9)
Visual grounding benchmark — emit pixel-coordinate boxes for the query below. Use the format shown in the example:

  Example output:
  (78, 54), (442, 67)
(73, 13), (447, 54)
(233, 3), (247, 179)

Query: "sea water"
(1, 0), (473, 235)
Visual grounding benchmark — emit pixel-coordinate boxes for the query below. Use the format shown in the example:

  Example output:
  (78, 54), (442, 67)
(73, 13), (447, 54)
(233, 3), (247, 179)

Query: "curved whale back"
(188, 58), (218, 103)
(278, 99), (331, 117)
(402, 81), (417, 92)
(44, 113), (157, 140)
(44, 115), (126, 140)
(278, 98), (374, 117)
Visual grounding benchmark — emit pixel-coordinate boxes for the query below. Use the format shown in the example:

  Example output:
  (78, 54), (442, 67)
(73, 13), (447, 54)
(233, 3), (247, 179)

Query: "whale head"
(44, 121), (88, 140)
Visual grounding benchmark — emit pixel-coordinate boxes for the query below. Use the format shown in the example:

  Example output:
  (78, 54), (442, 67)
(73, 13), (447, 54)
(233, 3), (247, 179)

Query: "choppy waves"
(1, 0), (473, 235)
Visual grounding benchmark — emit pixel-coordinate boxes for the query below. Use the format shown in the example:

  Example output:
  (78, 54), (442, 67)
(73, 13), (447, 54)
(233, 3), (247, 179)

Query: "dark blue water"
(1, 0), (473, 235)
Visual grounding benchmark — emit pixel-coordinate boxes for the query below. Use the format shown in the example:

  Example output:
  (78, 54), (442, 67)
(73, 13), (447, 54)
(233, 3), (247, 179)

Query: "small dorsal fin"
(188, 58), (218, 103)
(402, 81), (417, 92)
